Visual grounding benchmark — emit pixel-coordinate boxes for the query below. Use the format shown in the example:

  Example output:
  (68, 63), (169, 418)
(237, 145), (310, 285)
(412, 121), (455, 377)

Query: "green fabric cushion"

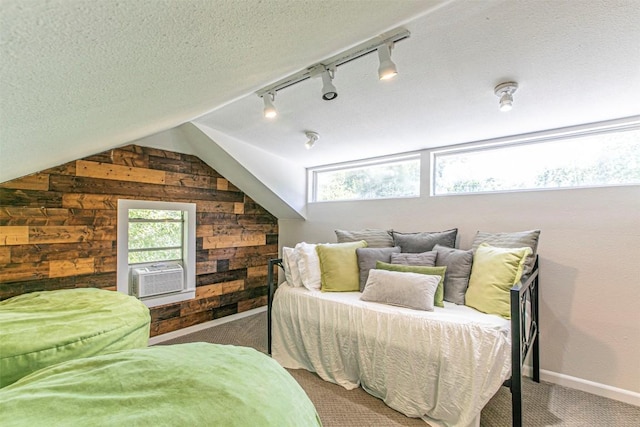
(0, 343), (321, 427)
(471, 230), (540, 276)
(376, 261), (447, 307)
(0, 288), (150, 388)
(317, 240), (368, 292)
(465, 243), (533, 319)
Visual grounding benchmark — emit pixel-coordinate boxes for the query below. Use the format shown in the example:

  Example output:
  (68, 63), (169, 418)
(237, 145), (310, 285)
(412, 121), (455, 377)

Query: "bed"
(267, 244), (540, 427)
(0, 342), (322, 427)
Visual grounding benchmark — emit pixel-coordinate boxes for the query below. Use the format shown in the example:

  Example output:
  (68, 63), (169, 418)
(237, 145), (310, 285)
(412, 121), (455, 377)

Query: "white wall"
(279, 156), (640, 404)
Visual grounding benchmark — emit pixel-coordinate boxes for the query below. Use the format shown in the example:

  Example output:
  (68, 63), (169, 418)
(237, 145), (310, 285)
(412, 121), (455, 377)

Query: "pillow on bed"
(471, 229), (540, 276)
(465, 243), (532, 319)
(433, 244), (473, 305)
(376, 261), (446, 308)
(336, 229), (394, 248)
(317, 241), (368, 292)
(295, 242), (323, 291)
(282, 247), (303, 287)
(392, 229), (458, 253)
(356, 246), (401, 292)
(361, 269), (440, 311)
(390, 251), (437, 266)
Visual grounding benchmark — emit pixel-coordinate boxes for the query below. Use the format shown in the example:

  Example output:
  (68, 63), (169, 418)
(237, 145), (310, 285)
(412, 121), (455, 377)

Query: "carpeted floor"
(157, 311), (640, 427)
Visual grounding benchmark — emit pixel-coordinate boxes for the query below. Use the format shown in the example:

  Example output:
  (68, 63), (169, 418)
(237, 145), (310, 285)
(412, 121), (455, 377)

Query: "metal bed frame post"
(509, 258), (540, 427)
(267, 258), (283, 356)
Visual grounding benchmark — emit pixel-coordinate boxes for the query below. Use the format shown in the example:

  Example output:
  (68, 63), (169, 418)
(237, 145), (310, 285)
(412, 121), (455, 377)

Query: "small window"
(310, 154), (420, 202)
(128, 209), (184, 264)
(433, 126), (640, 196)
(117, 200), (196, 307)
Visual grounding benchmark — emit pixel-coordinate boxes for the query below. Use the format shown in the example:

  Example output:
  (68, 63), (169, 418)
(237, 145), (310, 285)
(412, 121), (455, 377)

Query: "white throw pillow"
(282, 247), (303, 287)
(295, 242), (322, 291)
(361, 269), (440, 311)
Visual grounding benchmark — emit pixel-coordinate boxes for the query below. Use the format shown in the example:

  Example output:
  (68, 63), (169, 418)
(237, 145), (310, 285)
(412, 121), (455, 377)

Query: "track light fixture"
(377, 43), (397, 80)
(255, 27), (410, 117)
(494, 82), (518, 112)
(320, 68), (338, 101)
(262, 92), (277, 119)
(305, 131), (319, 150)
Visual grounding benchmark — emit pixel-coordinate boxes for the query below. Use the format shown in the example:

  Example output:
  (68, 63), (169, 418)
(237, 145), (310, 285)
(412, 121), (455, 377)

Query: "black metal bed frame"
(267, 257), (540, 427)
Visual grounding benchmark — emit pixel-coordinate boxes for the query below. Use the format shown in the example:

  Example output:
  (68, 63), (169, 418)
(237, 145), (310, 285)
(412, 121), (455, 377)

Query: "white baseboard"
(148, 306), (267, 346)
(523, 365), (640, 407)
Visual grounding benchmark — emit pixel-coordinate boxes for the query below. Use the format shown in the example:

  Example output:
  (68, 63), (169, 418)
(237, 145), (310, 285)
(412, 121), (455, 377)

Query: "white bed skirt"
(272, 283), (512, 427)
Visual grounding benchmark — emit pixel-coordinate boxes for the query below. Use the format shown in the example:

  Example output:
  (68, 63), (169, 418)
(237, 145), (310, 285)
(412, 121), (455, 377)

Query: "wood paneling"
(0, 145), (278, 337)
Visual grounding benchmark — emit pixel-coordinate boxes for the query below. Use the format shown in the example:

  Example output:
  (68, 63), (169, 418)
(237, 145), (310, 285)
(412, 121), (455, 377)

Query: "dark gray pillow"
(471, 230), (540, 276)
(433, 244), (474, 305)
(390, 251), (437, 266)
(336, 229), (394, 248)
(392, 229), (458, 253)
(356, 246), (401, 292)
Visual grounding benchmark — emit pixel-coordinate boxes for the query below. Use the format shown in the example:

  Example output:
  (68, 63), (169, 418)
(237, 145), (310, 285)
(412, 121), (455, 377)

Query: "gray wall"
(279, 153), (640, 402)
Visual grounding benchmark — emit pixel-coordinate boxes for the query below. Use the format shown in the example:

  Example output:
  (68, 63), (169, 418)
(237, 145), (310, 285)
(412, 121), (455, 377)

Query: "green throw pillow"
(375, 261), (446, 307)
(317, 240), (368, 292)
(465, 243), (533, 319)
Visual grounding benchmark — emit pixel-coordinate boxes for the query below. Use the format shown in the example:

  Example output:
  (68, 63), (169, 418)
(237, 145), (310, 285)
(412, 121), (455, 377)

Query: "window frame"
(431, 118), (640, 196)
(308, 152), (422, 203)
(117, 199), (196, 307)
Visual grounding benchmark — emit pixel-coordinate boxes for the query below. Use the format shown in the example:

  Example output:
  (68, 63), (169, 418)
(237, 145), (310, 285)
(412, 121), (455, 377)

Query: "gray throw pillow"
(361, 269), (440, 311)
(471, 230), (540, 276)
(336, 229), (394, 248)
(390, 251), (437, 266)
(356, 246), (401, 292)
(433, 244), (474, 305)
(392, 229), (458, 253)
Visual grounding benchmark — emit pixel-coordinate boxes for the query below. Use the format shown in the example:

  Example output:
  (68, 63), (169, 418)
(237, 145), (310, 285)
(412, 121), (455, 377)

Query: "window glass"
(127, 209), (184, 264)
(433, 128), (640, 195)
(312, 155), (420, 202)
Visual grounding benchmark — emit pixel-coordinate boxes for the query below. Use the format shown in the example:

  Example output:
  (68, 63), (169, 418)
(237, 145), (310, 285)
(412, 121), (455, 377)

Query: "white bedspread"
(272, 283), (512, 427)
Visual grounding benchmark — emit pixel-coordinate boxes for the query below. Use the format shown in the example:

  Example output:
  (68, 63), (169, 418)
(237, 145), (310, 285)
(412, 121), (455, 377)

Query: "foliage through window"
(128, 209), (184, 264)
(433, 127), (640, 195)
(311, 155), (420, 202)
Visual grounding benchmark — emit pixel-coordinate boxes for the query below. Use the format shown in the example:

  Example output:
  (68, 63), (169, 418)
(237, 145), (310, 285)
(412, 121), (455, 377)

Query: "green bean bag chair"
(0, 288), (150, 388)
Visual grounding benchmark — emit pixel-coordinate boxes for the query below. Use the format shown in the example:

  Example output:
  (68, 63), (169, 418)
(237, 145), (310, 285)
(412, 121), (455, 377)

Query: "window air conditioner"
(132, 264), (184, 298)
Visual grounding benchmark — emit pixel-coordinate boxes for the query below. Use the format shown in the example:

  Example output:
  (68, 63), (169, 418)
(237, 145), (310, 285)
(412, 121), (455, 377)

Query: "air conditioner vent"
(132, 264), (184, 298)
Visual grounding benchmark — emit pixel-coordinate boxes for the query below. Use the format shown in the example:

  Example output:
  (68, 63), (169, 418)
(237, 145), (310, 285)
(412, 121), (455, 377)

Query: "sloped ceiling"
(1, 0), (639, 188)
(0, 0), (448, 182)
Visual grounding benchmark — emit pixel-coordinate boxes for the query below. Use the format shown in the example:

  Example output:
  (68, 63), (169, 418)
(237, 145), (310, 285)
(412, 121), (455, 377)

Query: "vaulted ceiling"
(2, 0), (639, 184)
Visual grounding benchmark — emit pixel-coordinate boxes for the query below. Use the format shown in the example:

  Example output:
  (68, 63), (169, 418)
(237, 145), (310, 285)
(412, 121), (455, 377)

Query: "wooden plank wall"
(0, 145), (278, 336)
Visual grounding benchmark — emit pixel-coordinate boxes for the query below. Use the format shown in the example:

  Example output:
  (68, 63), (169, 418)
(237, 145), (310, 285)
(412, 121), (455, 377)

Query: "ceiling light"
(377, 43), (398, 80)
(320, 69), (338, 101)
(494, 82), (518, 112)
(262, 92), (277, 119)
(255, 28), (410, 116)
(305, 131), (319, 149)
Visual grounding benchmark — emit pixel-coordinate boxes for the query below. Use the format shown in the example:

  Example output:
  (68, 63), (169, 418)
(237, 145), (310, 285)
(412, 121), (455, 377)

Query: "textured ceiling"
(1, 0), (639, 182)
(194, 0), (640, 167)
(0, 0), (445, 181)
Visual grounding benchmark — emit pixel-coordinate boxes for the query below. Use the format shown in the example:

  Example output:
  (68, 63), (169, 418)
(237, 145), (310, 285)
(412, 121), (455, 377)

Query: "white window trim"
(117, 199), (196, 307)
(430, 116), (640, 196)
(308, 152), (421, 203)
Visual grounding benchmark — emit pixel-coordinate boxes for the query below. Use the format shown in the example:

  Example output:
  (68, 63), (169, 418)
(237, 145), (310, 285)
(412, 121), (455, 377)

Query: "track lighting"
(262, 92), (277, 119)
(377, 43), (397, 80)
(255, 28), (410, 117)
(494, 82), (518, 112)
(320, 69), (338, 101)
(305, 131), (319, 150)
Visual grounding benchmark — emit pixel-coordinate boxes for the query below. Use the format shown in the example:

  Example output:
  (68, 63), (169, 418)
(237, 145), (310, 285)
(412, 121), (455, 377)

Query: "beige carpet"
(158, 311), (640, 427)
